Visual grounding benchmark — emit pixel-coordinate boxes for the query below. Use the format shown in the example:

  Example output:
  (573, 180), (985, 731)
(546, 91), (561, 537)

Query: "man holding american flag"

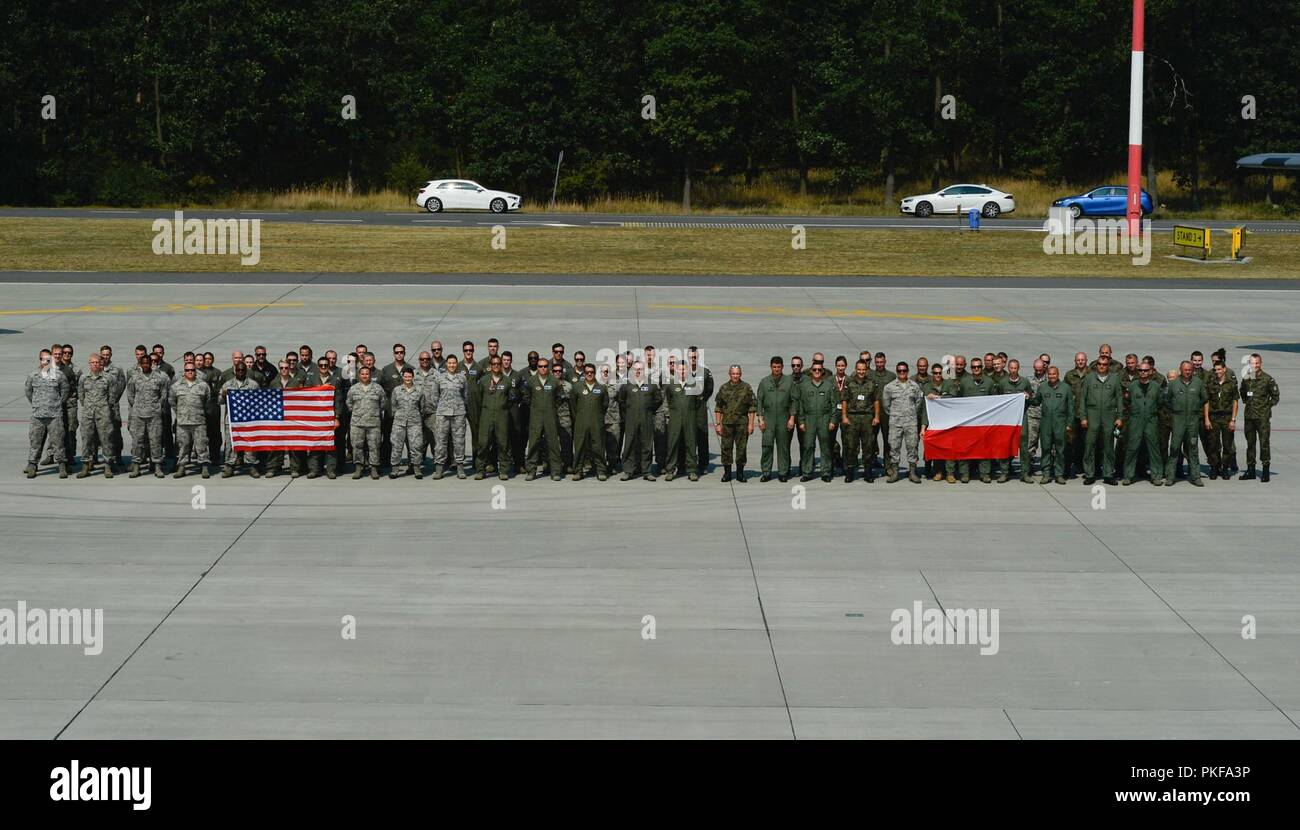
(226, 372), (338, 478)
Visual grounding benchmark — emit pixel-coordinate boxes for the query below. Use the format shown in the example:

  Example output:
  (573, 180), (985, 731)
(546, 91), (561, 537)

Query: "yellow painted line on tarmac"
(647, 303), (1004, 324)
(0, 297), (1004, 324)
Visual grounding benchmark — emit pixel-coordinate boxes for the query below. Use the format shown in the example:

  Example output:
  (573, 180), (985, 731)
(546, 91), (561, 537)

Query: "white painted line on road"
(239, 211), (289, 215)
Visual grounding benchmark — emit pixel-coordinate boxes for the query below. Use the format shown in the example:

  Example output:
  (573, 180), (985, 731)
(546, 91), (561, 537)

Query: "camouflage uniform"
(426, 370), (469, 474)
(881, 378), (923, 478)
(389, 384), (425, 471)
(103, 361), (128, 463)
(1026, 371), (1048, 468)
(692, 365), (714, 474)
(77, 369), (115, 469)
(346, 380), (387, 471)
(1203, 374), (1238, 474)
(1240, 370), (1280, 473)
(840, 375), (879, 480)
(127, 369), (170, 470)
(756, 373), (796, 477)
(201, 365), (224, 465)
(714, 378), (756, 470)
(25, 368), (68, 468)
(170, 377), (211, 475)
(868, 367), (898, 470)
(604, 374), (626, 473)
(553, 371), (575, 474)
(919, 376), (947, 479)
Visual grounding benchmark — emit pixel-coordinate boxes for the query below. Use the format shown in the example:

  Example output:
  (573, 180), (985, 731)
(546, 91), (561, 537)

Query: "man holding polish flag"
(923, 394), (1026, 463)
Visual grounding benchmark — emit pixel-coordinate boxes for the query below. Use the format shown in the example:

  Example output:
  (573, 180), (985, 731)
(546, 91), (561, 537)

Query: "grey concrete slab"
(1, 278), (1297, 739)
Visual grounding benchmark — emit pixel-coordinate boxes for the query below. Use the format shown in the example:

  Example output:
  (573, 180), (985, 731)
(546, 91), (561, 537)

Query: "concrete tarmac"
(1, 277), (1297, 739)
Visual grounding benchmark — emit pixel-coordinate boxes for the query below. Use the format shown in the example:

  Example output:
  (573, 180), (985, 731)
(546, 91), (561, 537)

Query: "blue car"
(1053, 186), (1154, 219)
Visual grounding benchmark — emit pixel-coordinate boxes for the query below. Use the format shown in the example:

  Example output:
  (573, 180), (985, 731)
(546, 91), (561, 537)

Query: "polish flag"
(923, 393), (1025, 460)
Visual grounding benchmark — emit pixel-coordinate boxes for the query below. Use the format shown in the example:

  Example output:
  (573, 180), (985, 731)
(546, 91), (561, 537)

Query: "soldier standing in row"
(715, 364), (756, 483)
(389, 367), (425, 479)
(757, 357), (796, 483)
(571, 363), (611, 481)
(476, 356), (514, 480)
(126, 354), (170, 478)
(882, 363), (923, 483)
(1164, 361), (1207, 487)
(1239, 353), (1280, 482)
(1030, 366), (1074, 485)
(220, 359), (262, 478)
(1121, 361), (1164, 486)
(170, 363), (211, 478)
(619, 361), (659, 481)
(347, 365), (386, 480)
(525, 358), (565, 481)
(25, 350), (69, 478)
(663, 360), (701, 481)
(840, 360), (879, 484)
(76, 353), (116, 478)
(1203, 362), (1238, 480)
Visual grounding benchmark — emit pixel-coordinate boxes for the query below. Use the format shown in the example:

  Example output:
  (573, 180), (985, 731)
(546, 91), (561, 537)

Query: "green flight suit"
(1164, 376), (1207, 482)
(1122, 379), (1164, 482)
(756, 373), (796, 476)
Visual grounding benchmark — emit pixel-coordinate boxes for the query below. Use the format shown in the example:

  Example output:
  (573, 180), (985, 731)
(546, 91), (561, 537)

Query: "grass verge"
(1, 218), (1297, 278)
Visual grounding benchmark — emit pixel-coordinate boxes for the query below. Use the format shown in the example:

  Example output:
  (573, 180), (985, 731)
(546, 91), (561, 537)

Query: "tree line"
(2, 0), (1297, 208)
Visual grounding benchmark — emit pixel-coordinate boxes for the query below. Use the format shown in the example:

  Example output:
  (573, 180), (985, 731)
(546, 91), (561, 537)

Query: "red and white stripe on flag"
(923, 393), (1025, 460)
(230, 385), (336, 452)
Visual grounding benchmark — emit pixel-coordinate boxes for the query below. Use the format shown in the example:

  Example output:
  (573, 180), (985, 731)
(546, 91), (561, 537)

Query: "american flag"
(228, 386), (336, 451)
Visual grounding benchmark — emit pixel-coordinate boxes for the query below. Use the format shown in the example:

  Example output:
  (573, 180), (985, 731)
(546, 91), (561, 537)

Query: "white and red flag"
(228, 386), (336, 452)
(923, 393), (1024, 460)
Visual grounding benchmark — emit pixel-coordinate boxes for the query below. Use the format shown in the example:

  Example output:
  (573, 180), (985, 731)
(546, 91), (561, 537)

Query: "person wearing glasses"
(1121, 360), (1165, 486)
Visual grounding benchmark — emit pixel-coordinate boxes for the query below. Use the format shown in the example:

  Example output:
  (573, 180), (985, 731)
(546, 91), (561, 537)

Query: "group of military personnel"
(23, 339), (1281, 487)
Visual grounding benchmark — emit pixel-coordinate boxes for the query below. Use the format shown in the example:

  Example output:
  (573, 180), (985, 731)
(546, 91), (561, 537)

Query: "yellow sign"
(1231, 226), (1245, 259)
(1174, 225), (1210, 259)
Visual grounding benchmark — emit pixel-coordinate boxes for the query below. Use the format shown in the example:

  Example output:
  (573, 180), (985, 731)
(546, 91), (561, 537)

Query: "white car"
(900, 184), (1015, 218)
(416, 180), (522, 213)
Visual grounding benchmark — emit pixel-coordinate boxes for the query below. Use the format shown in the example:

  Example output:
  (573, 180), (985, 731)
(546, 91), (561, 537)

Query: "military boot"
(201, 465), (210, 479)
(736, 466), (747, 483)
(908, 465), (922, 484)
(174, 466), (187, 479)
(457, 465), (467, 480)
(129, 462), (142, 478)
(351, 466), (363, 479)
(887, 469), (899, 483)
(153, 464), (165, 478)
(103, 463), (115, 479)
(721, 466), (733, 483)
(432, 465), (445, 480)
(369, 467), (380, 480)
(58, 463), (69, 479)
(413, 465), (423, 480)
(1239, 466), (1256, 480)
(1261, 464), (1271, 483)
(77, 463), (93, 478)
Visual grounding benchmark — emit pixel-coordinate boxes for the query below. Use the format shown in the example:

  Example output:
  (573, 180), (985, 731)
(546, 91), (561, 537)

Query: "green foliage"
(1, 0), (1295, 207)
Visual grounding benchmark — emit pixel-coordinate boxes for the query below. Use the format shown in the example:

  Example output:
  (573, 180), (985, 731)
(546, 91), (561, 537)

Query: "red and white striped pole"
(1126, 0), (1145, 237)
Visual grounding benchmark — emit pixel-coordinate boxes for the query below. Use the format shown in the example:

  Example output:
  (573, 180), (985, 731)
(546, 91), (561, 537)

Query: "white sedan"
(416, 180), (522, 213)
(900, 184), (1015, 218)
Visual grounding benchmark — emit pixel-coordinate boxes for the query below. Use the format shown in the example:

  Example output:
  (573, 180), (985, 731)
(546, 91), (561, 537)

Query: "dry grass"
(2, 217), (1297, 279)
(111, 169), (1294, 220)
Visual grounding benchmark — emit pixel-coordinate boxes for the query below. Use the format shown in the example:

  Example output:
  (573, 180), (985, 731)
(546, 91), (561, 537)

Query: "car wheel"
(915, 201), (933, 218)
(424, 197), (442, 213)
(981, 202), (1001, 219)
(489, 197), (507, 214)
(1069, 204), (1083, 220)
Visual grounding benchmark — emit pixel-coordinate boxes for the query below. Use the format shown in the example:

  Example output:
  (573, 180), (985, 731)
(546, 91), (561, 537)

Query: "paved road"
(1, 270), (1297, 290)
(5, 206), (1300, 234)
(2, 279), (1297, 739)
